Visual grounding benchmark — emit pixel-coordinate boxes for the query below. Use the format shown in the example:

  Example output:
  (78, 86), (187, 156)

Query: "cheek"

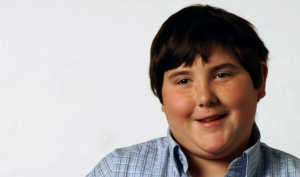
(219, 78), (253, 104)
(163, 89), (195, 122)
(218, 79), (257, 121)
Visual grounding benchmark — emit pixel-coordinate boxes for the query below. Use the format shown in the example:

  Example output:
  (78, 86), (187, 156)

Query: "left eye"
(177, 79), (191, 84)
(215, 73), (230, 78)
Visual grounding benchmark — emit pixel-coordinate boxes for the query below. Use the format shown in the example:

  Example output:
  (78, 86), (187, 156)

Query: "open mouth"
(197, 114), (227, 122)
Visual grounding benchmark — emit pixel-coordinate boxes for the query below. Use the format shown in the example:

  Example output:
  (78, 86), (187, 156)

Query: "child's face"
(161, 46), (267, 159)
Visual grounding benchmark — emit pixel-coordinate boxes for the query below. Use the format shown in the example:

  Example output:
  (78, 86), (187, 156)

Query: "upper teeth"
(201, 116), (220, 122)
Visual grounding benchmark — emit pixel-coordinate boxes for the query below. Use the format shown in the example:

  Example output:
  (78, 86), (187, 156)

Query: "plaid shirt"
(87, 125), (300, 177)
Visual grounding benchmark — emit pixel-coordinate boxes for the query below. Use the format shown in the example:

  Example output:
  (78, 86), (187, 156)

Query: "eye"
(177, 79), (191, 85)
(215, 73), (231, 79)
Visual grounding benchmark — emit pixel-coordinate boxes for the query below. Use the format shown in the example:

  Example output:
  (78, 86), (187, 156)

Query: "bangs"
(150, 5), (268, 104)
(159, 17), (242, 72)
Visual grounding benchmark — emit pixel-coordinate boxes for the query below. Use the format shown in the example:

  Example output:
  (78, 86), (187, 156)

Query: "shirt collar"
(167, 123), (261, 177)
(227, 123), (261, 177)
(167, 128), (189, 175)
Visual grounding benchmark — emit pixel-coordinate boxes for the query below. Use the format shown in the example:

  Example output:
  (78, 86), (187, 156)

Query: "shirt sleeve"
(86, 152), (115, 177)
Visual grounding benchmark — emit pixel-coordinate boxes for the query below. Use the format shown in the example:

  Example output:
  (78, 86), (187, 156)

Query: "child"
(87, 4), (300, 177)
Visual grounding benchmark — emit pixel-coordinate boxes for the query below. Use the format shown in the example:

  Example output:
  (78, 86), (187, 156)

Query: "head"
(150, 4), (268, 104)
(149, 4), (269, 161)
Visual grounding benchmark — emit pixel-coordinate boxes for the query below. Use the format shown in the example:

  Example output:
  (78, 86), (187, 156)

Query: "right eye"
(215, 73), (231, 79)
(177, 79), (191, 85)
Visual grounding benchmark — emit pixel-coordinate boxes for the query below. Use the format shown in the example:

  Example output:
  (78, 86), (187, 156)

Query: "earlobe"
(257, 89), (266, 99)
(161, 105), (165, 112)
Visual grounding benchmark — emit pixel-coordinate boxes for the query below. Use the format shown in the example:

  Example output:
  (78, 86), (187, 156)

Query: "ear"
(257, 61), (268, 99)
(161, 105), (165, 112)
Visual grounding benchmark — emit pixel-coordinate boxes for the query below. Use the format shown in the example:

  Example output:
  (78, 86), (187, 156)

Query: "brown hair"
(149, 4), (268, 104)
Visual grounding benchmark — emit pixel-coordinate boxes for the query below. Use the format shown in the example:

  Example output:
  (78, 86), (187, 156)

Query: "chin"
(202, 145), (228, 155)
(194, 139), (232, 157)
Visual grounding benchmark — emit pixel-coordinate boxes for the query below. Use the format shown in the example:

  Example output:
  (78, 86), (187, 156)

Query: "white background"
(1, 0), (300, 176)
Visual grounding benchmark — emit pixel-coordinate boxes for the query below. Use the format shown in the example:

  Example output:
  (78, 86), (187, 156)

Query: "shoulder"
(86, 151), (115, 177)
(260, 142), (300, 163)
(259, 142), (300, 175)
(86, 137), (169, 177)
(115, 136), (169, 155)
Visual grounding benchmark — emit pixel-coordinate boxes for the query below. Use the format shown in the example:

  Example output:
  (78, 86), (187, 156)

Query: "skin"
(161, 46), (268, 176)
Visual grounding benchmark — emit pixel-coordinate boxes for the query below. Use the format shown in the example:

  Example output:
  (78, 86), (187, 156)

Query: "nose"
(196, 83), (217, 107)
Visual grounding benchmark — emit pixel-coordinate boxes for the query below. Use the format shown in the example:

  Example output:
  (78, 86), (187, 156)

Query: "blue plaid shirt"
(87, 125), (300, 177)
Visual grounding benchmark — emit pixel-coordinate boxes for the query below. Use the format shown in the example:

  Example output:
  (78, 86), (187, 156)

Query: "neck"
(184, 149), (243, 177)
(188, 157), (230, 177)
(183, 135), (252, 177)
(182, 124), (260, 177)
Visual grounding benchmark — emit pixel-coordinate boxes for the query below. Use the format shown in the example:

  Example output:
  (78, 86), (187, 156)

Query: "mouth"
(197, 114), (227, 122)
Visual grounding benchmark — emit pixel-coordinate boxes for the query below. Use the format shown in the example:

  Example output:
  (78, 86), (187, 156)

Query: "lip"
(197, 113), (227, 121)
(195, 114), (228, 127)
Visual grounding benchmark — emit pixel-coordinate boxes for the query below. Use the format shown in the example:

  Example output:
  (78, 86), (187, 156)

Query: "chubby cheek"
(162, 89), (195, 125)
(219, 79), (257, 124)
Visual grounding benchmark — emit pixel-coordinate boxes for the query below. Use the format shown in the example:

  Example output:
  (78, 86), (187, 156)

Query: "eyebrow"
(211, 63), (238, 72)
(168, 71), (192, 80)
